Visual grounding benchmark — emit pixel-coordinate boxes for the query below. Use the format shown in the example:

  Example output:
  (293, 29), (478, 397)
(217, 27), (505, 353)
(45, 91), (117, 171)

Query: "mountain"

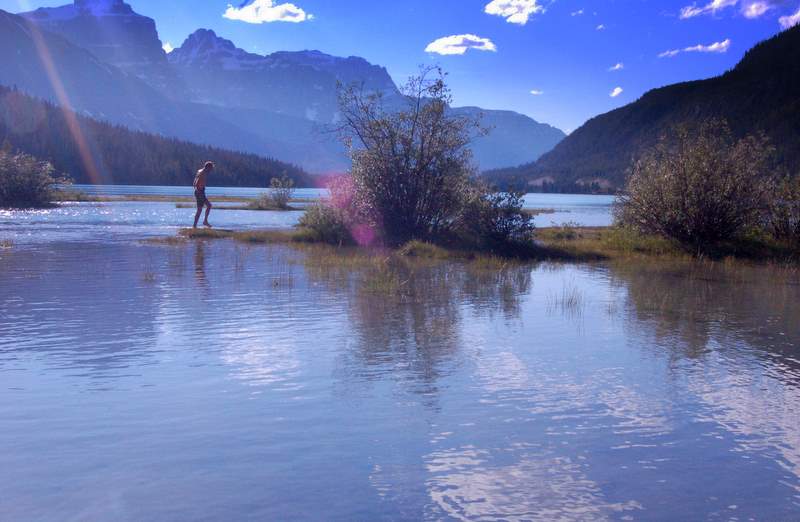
(21, 0), (165, 68)
(169, 29), (399, 123)
(0, 8), (313, 162)
(168, 28), (564, 171)
(486, 25), (800, 193)
(6, 1), (566, 175)
(19, 0), (180, 96)
(450, 107), (565, 171)
(0, 85), (310, 186)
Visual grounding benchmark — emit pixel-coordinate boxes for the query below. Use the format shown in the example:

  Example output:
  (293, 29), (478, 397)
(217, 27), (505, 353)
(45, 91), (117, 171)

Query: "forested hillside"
(486, 25), (800, 193)
(0, 86), (311, 187)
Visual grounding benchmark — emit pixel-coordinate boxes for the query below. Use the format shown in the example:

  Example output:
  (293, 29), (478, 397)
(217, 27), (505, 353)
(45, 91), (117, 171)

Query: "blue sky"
(4, 0), (800, 132)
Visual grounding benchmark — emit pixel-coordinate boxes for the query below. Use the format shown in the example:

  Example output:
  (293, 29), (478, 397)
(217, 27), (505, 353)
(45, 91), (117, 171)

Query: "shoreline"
(165, 226), (800, 267)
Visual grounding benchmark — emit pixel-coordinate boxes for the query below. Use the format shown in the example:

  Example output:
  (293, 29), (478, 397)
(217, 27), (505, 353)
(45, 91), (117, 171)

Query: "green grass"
(52, 190), (102, 202)
(170, 222), (800, 269)
(535, 225), (800, 264)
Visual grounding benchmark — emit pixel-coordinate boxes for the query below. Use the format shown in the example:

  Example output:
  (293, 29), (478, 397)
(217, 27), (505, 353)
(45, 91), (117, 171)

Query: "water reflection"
(424, 446), (642, 521)
(609, 260), (800, 362)
(1, 240), (800, 520)
(299, 250), (532, 401)
(0, 243), (162, 383)
(609, 260), (800, 498)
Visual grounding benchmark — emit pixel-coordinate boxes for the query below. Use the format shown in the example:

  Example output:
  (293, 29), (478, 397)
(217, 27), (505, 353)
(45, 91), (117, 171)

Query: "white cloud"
(742, 1), (773, 18)
(530, 89), (544, 95)
(685, 38), (732, 52)
(571, 9), (584, 16)
(223, 0), (313, 24)
(659, 38), (731, 57)
(779, 6), (800, 28)
(425, 34), (497, 56)
(484, 0), (544, 25)
(609, 62), (624, 71)
(596, 24), (606, 30)
(162, 42), (174, 54)
(679, 0), (738, 19)
(610, 87), (623, 97)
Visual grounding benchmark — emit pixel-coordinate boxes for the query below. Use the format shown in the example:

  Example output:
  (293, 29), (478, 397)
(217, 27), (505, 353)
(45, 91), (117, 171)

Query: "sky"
(4, 0), (800, 132)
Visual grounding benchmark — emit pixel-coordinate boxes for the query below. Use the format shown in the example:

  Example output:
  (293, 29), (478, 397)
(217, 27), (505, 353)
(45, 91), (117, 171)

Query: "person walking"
(193, 161), (214, 228)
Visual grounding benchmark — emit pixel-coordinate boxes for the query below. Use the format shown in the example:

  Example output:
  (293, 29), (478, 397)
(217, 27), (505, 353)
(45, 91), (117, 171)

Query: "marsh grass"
(52, 190), (102, 202)
(546, 280), (585, 317)
(361, 268), (409, 295)
(172, 220), (800, 280)
(179, 228), (304, 243)
(536, 226), (800, 264)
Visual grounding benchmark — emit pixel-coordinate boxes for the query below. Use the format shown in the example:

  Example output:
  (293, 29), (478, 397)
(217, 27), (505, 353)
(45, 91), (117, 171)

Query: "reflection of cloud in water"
(425, 446), (642, 521)
(474, 350), (672, 437)
(686, 352), (800, 483)
(474, 350), (530, 393)
(598, 386), (672, 438)
(219, 332), (301, 391)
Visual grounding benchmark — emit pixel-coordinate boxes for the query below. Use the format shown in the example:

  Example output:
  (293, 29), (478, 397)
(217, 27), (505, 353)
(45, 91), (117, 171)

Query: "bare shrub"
(615, 120), (774, 249)
(252, 175), (296, 210)
(0, 151), (62, 208)
(766, 176), (800, 244)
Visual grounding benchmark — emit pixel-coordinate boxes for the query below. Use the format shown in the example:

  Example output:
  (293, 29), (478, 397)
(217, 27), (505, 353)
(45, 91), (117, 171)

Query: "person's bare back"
(193, 161), (214, 228)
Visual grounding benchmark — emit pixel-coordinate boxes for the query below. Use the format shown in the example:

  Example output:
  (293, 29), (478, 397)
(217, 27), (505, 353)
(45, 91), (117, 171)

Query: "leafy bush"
(766, 176), (800, 244)
(0, 151), (62, 208)
(298, 203), (354, 245)
(336, 67), (479, 244)
(615, 120), (774, 249)
(457, 187), (534, 245)
(304, 66), (534, 251)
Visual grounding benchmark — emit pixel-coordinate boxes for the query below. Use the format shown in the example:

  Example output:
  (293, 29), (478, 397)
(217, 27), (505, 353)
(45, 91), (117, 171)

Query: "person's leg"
(194, 204), (203, 228)
(203, 200), (212, 227)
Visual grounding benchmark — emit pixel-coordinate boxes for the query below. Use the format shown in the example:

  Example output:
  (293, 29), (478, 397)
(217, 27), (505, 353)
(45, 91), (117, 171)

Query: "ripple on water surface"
(0, 239), (799, 520)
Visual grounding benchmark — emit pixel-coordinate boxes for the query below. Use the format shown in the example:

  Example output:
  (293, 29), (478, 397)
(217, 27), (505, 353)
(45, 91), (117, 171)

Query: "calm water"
(1, 210), (799, 520)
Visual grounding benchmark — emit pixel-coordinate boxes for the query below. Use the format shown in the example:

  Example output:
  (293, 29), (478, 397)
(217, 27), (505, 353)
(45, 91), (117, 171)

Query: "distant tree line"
(0, 85), (312, 187)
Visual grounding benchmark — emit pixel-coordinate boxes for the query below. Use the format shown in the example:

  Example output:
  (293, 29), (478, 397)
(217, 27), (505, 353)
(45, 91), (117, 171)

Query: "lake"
(70, 185), (618, 228)
(1, 204), (799, 520)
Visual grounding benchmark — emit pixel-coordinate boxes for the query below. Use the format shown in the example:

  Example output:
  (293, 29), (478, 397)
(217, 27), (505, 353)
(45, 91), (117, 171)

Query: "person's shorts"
(195, 188), (210, 208)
